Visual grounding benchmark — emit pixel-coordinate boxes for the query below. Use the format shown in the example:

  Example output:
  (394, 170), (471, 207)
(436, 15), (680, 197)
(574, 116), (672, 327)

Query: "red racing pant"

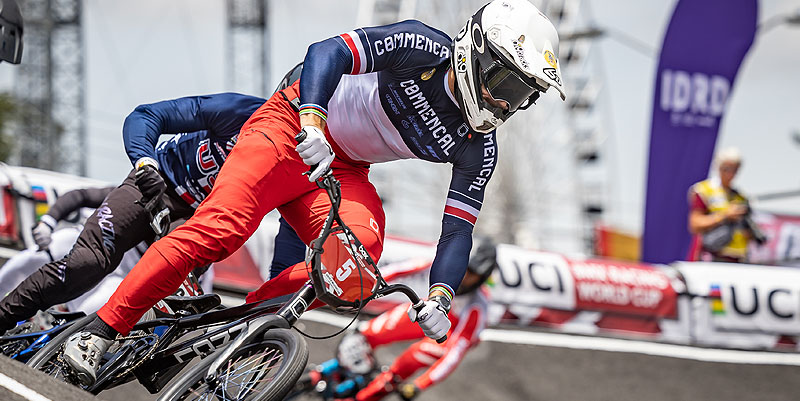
(97, 82), (385, 335)
(354, 302), (482, 401)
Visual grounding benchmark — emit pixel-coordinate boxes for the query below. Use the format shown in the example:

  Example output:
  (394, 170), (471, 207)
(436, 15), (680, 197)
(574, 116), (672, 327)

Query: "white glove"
(295, 126), (335, 182)
(407, 297), (451, 341)
(32, 215), (57, 250)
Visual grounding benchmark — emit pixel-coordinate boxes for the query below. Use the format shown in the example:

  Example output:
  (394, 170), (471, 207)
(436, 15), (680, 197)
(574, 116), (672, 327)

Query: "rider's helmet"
(0, 0), (23, 64)
(273, 62), (303, 94)
(456, 237), (498, 295)
(452, 0), (566, 133)
(336, 331), (375, 375)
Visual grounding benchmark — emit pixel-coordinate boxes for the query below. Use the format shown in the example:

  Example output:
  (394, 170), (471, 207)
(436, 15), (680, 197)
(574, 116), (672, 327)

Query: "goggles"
(480, 60), (541, 114)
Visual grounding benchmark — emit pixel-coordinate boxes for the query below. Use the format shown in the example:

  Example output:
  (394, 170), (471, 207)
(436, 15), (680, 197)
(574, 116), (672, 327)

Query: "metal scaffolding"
(12, 0), (85, 176)
(226, 0), (268, 96)
(543, 0), (608, 253)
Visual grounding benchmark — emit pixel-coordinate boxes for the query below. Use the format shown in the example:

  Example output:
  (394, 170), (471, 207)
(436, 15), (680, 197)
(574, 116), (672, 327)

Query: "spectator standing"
(688, 147), (764, 262)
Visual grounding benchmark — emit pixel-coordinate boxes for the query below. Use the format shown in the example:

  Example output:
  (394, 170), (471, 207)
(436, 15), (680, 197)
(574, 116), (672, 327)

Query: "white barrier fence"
(486, 246), (800, 351)
(2, 165), (799, 351)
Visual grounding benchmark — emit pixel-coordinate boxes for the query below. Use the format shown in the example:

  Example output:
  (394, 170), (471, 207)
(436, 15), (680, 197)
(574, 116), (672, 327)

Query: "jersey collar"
(444, 68), (459, 107)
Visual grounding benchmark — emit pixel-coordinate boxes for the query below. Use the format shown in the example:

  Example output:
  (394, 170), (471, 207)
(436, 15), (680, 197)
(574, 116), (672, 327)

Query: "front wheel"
(158, 328), (308, 401)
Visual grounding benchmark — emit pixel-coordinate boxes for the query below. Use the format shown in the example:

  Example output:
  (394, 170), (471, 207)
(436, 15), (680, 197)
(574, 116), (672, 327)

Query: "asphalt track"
(2, 314), (800, 401)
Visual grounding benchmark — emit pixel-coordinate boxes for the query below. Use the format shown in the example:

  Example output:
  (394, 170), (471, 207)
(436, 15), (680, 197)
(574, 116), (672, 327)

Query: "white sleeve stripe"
(359, 28), (374, 72)
(448, 189), (482, 205)
(344, 31), (367, 74)
(445, 198), (480, 218)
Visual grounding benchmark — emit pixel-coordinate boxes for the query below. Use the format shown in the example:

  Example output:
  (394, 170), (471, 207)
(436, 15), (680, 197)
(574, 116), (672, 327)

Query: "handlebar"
(295, 132), (446, 344)
(377, 284), (447, 344)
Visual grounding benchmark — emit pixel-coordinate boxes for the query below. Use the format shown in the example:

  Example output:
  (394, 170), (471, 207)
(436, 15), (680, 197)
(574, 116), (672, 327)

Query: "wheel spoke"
(187, 345), (286, 400)
(172, 330), (306, 401)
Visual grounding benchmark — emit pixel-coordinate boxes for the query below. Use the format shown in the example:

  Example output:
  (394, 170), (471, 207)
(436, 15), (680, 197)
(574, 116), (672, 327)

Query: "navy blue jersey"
(123, 93), (266, 207)
(300, 20), (498, 297)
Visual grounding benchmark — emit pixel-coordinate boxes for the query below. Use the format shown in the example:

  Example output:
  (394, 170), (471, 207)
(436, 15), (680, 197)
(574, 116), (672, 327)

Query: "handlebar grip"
(411, 301), (448, 344)
(294, 130), (319, 175)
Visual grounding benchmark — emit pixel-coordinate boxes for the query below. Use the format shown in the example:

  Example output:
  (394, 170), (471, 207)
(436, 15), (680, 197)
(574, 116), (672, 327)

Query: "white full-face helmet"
(452, 0), (566, 133)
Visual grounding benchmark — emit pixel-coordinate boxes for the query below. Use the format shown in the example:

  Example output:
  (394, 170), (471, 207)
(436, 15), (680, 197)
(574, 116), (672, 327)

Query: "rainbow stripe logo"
(710, 284), (725, 315)
(31, 185), (50, 220)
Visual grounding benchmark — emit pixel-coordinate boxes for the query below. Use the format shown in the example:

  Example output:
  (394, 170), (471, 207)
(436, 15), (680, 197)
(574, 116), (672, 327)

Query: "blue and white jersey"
(300, 20), (498, 297)
(123, 93), (266, 207)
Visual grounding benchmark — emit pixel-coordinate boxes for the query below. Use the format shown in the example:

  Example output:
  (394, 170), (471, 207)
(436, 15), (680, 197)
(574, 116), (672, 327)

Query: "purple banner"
(641, 0), (757, 264)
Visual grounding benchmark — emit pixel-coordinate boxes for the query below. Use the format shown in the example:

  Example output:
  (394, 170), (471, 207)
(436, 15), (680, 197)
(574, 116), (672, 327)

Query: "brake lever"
(135, 194), (171, 238)
(150, 207), (170, 237)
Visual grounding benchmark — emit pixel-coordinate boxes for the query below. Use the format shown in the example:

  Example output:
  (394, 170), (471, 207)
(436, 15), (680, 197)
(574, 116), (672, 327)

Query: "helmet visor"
(481, 61), (539, 113)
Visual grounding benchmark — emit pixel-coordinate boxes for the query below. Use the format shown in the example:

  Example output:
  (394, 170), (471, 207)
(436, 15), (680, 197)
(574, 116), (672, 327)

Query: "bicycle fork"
(203, 282), (316, 383)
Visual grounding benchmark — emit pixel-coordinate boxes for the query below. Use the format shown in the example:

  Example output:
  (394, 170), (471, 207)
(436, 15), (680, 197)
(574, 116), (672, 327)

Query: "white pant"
(0, 227), (141, 315)
(0, 228), (216, 316)
(0, 227), (82, 296)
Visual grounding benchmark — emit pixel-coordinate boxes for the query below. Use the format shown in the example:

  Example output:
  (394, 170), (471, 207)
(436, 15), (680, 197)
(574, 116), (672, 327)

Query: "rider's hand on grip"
(32, 215), (56, 250)
(295, 126), (335, 182)
(134, 165), (167, 204)
(407, 296), (450, 343)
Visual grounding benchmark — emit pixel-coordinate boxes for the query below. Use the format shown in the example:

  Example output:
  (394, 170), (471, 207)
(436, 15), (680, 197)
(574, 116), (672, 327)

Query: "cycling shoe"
(62, 331), (112, 386)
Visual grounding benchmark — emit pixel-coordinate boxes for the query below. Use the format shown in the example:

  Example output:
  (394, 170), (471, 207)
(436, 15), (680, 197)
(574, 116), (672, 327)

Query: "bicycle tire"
(158, 328), (309, 401)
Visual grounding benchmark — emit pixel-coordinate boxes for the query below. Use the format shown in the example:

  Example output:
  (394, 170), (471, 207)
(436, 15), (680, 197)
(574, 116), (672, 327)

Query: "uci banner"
(679, 262), (800, 337)
(492, 244), (678, 319)
(642, 0), (757, 264)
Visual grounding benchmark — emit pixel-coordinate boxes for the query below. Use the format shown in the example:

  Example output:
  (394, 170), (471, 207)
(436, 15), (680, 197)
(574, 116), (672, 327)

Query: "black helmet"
(0, 0), (23, 64)
(457, 237), (498, 295)
(272, 62), (303, 94)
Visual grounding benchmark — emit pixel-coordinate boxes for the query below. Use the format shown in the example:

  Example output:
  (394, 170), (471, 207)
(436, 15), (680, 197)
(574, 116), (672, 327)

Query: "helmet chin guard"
(0, 0), (24, 64)
(452, 0), (566, 133)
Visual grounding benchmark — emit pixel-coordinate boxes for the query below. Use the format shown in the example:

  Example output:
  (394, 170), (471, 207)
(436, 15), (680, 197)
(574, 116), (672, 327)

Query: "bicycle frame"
(83, 170), (428, 395)
(0, 313), (84, 361)
(87, 299), (286, 394)
(201, 171), (425, 384)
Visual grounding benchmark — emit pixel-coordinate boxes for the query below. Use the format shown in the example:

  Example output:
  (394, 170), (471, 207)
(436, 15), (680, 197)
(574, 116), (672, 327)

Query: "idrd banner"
(642, 0), (757, 264)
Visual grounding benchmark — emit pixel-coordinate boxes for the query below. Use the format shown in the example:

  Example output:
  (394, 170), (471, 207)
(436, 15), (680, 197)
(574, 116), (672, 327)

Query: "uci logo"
(714, 283), (798, 320)
(498, 259), (566, 294)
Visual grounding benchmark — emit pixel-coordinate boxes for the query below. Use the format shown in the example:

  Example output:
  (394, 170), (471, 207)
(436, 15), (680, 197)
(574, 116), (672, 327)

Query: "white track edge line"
(218, 296), (800, 366)
(297, 309), (800, 366)
(479, 329), (800, 366)
(0, 372), (53, 401)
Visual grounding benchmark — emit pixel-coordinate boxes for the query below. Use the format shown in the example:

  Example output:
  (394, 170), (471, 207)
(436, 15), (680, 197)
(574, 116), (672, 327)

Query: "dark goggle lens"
(482, 62), (538, 112)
